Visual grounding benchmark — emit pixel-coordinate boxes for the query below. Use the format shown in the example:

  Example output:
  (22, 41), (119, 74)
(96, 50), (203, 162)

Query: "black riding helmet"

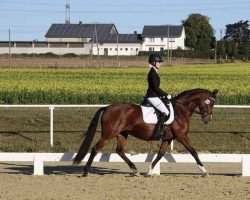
(148, 54), (164, 64)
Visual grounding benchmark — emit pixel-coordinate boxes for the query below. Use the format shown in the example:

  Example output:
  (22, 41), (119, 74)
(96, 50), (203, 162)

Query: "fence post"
(242, 155), (250, 176)
(33, 155), (44, 175)
(153, 162), (160, 175)
(170, 141), (174, 152)
(49, 106), (54, 147)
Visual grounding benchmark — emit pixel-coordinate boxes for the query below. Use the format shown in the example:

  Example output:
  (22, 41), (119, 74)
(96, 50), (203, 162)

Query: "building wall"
(92, 43), (141, 56)
(0, 43), (92, 55)
(0, 42), (141, 56)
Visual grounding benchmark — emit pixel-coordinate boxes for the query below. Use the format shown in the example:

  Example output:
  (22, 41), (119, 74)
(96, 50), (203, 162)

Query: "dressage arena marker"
(0, 153), (249, 176)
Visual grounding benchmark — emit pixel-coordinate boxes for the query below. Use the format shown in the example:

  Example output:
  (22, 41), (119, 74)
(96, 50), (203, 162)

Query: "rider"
(145, 54), (172, 140)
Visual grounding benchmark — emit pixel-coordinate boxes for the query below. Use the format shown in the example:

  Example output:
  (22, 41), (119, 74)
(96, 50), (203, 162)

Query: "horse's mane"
(173, 88), (210, 101)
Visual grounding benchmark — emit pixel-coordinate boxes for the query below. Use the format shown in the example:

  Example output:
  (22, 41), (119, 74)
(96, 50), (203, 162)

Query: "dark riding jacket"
(146, 67), (168, 98)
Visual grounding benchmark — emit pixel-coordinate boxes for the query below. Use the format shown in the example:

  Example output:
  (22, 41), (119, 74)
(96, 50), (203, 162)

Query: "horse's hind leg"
(83, 138), (109, 177)
(116, 132), (139, 176)
(178, 135), (209, 176)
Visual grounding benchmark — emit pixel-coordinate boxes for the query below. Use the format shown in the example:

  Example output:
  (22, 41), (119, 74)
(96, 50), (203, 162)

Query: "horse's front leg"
(177, 135), (209, 176)
(147, 140), (171, 176)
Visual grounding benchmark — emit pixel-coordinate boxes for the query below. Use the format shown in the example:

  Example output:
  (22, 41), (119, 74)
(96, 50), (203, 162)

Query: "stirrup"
(153, 132), (167, 141)
(154, 124), (168, 141)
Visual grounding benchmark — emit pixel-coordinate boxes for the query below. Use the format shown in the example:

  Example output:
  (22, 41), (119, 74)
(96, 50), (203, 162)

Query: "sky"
(0, 0), (249, 41)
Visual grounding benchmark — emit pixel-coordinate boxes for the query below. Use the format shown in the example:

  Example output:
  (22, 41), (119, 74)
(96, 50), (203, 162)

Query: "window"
(120, 48), (123, 51)
(149, 47), (154, 52)
(161, 38), (164, 42)
(110, 48), (112, 50)
(125, 48), (128, 51)
(149, 38), (154, 42)
(170, 38), (175, 42)
(160, 47), (164, 52)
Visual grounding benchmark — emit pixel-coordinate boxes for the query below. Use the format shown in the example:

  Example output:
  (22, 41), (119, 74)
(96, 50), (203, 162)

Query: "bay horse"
(73, 88), (219, 177)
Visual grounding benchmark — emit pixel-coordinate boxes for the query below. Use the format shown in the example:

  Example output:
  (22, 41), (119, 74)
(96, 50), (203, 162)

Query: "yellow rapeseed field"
(0, 63), (249, 104)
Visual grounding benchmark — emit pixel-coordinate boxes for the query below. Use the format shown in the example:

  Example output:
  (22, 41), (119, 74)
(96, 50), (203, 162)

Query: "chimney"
(134, 31), (137, 34)
(79, 21), (82, 25)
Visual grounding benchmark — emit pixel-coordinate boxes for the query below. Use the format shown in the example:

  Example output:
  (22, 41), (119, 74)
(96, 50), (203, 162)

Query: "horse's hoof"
(82, 173), (88, 177)
(145, 173), (157, 178)
(77, 174), (87, 178)
(202, 172), (210, 177)
(145, 174), (152, 178)
(131, 171), (141, 177)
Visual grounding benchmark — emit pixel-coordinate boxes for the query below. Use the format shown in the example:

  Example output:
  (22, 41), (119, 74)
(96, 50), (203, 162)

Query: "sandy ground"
(1, 162), (250, 200)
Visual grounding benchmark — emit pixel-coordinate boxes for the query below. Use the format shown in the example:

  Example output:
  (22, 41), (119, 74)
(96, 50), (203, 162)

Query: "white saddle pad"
(140, 106), (158, 124)
(140, 105), (174, 124)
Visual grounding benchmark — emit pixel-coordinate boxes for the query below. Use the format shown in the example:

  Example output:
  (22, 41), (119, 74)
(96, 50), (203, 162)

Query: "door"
(104, 48), (108, 56)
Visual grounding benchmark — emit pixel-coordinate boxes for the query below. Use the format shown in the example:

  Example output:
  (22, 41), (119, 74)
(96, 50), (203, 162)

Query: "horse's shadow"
(0, 162), (128, 175)
(0, 162), (241, 177)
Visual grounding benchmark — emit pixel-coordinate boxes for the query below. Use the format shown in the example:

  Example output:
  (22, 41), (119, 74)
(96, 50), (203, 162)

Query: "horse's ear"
(212, 89), (219, 97)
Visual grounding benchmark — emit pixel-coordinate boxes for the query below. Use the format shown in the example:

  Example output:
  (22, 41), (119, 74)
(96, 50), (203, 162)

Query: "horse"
(73, 88), (219, 177)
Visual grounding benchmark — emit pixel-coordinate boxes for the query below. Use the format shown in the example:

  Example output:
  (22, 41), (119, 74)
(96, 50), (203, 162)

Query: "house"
(45, 23), (142, 56)
(141, 25), (185, 51)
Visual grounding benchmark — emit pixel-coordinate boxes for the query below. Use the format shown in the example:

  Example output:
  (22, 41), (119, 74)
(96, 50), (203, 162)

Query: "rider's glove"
(167, 94), (172, 99)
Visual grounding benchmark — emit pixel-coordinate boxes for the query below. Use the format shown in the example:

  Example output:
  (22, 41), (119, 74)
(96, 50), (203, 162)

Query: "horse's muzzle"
(202, 114), (212, 124)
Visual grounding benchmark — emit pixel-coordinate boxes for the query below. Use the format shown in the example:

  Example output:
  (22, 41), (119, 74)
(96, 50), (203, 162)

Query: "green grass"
(0, 63), (249, 104)
(0, 107), (249, 153)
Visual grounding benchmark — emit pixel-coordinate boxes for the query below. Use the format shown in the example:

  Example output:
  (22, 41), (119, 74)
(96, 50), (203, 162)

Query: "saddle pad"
(140, 106), (158, 124)
(140, 105), (174, 124)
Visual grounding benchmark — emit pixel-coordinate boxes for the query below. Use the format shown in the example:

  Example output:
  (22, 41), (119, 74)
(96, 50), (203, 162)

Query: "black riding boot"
(153, 113), (167, 140)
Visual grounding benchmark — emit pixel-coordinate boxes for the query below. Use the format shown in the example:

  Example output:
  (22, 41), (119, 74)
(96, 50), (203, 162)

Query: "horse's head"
(196, 89), (219, 124)
(174, 88), (219, 124)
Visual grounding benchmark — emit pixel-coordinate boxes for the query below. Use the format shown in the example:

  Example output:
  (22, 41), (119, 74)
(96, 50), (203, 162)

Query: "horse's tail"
(73, 107), (106, 165)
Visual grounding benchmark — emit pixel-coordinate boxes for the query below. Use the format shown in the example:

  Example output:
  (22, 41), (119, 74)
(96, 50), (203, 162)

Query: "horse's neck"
(177, 96), (200, 114)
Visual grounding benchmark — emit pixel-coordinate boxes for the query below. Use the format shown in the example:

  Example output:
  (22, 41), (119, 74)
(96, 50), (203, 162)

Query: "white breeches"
(147, 97), (174, 125)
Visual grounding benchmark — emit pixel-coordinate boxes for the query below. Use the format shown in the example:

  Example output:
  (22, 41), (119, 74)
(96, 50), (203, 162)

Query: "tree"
(224, 20), (249, 43)
(182, 13), (214, 51)
(217, 41), (226, 59)
(238, 42), (250, 60)
(225, 41), (238, 59)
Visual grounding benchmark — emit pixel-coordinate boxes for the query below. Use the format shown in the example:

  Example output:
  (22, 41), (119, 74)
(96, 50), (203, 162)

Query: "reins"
(174, 100), (209, 117)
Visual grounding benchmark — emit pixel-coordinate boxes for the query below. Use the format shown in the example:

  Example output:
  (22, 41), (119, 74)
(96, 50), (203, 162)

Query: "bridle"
(175, 96), (216, 118)
(194, 96), (216, 118)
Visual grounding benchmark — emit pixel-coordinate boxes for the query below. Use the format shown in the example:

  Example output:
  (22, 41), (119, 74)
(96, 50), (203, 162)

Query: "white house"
(45, 23), (142, 56)
(141, 25), (185, 51)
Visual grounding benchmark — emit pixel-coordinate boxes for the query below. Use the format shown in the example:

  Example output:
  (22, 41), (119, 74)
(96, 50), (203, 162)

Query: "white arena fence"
(0, 152), (249, 176)
(0, 104), (249, 150)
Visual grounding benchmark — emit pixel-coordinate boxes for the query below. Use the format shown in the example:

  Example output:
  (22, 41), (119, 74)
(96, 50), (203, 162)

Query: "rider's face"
(155, 62), (162, 69)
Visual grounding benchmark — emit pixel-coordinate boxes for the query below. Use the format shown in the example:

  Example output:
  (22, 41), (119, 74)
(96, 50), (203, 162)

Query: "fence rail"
(0, 152), (249, 176)
(0, 104), (249, 148)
